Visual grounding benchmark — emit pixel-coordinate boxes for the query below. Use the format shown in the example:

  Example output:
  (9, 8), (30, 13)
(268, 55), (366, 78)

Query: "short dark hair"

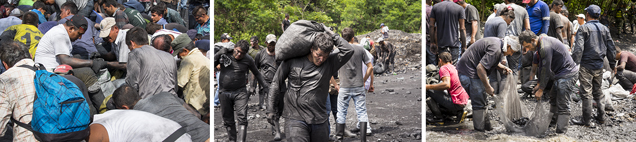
(112, 84), (141, 109)
(457, 1), (466, 4)
(145, 22), (161, 35)
(342, 27), (355, 42)
(193, 6), (207, 16)
(285, 13), (289, 18)
(562, 9), (569, 16)
(61, 1), (78, 14)
(353, 37), (358, 43)
(22, 11), (39, 26)
(102, 0), (118, 7)
(519, 30), (537, 44)
(250, 36), (259, 43)
(235, 40), (249, 52)
(439, 52), (452, 63)
(150, 6), (165, 17)
(125, 27), (149, 47)
(499, 7), (515, 20)
(311, 32), (334, 53)
(33, 1), (45, 10)
(152, 34), (172, 52)
(0, 41), (30, 67)
(551, 0), (563, 7)
(507, 0), (517, 3)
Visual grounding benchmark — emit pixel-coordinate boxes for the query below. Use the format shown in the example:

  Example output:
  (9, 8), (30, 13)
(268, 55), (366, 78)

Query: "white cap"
(577, 14), (585, 19)
(503, 36), (521, 52)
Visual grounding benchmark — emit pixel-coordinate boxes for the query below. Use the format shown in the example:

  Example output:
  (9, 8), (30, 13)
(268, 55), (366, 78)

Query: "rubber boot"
(556, 114), (570, 134)
(426, 98), (444, 125)
(272, 120), (281, 141)
(595, 99), (606, 124)
(360, 122), (367, 142)
(336, 124), (345, 141)
(237, 125), (247, 142)
(258, 93), (265, 110)
(472, 109), (486, 131)
(572, 99), (595, 128)
(549, 105), (557, 128)
(226, 125), (237, 142)
(484, 112), (493, 131)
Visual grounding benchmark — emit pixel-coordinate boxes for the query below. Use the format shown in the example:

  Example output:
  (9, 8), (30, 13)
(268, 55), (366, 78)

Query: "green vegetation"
(214, 0), (422, 43)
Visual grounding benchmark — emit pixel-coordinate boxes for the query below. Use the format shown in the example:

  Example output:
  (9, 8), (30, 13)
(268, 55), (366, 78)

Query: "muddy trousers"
(459, 74), (491, 131)
(579, 67), (605, 124)
(427, 90), (464, 115)
(616, 70), (636, 90)
(219, 87), (249, 141)
(285, 119), (329, 142)
(547, 73), (577, 133)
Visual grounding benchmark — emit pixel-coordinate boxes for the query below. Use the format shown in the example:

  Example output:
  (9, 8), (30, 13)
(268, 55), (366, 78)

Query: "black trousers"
(285, 118), (329, 142)
(219, 87), (249, 127)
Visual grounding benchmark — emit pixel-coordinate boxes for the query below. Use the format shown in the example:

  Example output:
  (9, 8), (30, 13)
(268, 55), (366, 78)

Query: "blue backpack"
(13, 64), (91, 142)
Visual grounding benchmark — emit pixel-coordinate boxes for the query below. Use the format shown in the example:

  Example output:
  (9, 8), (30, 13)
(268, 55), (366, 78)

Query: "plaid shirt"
(112, 8), (129, 29)
(0, 59), (37, 142)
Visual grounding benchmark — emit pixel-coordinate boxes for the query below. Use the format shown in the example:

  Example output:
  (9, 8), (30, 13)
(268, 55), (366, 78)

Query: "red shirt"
(439, 64), (469, 105)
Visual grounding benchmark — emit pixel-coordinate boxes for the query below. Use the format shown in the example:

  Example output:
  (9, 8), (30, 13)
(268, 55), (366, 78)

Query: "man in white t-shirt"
(34, 15), (110, 73)
(97, 17), (128, 70)
(87, 110), (192, 142)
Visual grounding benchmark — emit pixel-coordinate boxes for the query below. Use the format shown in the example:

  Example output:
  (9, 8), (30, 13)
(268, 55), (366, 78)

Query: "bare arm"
(426, 77), (451, 90)
(57, 54), (92, 68)
(363, 62), (373, 82)
(524, 18), (531, 31)
(330, 76), (339, 92)
(477, 63), (494, 95)
(529, 63), (538, 80)
(459, 19), (467, 50)
(471, 21), (478, 44)
(106, 62), (126, 70)
(430, 18), (437, 46)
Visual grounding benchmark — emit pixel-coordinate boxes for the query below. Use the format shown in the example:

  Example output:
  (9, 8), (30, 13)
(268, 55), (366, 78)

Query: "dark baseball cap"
(585, 5), (601, 18)
(69, 14), (88, 32)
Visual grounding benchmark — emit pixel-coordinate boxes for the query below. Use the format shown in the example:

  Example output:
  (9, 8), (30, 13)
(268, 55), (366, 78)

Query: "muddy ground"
(214, 70), (422, 142)
(214, 30), (423, 142)
(426, 24), (636, 142)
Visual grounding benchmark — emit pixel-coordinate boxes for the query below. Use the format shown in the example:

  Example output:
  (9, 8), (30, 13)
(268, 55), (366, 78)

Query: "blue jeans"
(336, 87), (371, 130)
(459, 74), (487, 110)
(214, 71), (220, 106)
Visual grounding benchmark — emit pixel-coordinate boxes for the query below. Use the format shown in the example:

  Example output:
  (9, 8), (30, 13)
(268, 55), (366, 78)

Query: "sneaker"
(366, 128), (372, 136)
(457, 111), (468, 124)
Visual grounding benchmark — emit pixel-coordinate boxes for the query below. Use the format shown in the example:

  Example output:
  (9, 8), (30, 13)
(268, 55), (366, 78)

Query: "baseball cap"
(53, 64), (73, 75)
(187, 29), (197, 40)
(171, 34), (193, 56)
(69, 14), (88, 32)
(522, 0), (532, 3)
(377, 37), (384, 43)
(577, 14), (586, 19)
(266, 34), (276, 44)
(99, 17), (116, 38)
(9, 9), (22, 17)
(196, 39), (210, 51)
(503, 36), (521, 53)
(585, 5), (601, 18)
(221, 33), (233, 40)
(380, 23), (385, 28)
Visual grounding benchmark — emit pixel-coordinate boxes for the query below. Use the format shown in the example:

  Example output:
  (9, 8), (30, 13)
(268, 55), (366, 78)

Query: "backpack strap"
(10, 117), (33, 132)
(162, 126), (186, 142)
(17, 63), (45, 72)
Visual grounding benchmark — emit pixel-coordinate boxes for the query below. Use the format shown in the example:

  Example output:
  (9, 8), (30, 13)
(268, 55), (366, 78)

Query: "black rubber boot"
(426, 98), (444, 124)
(573, 99), (596, 128)
(484, 112), (493, 131)
(271, 120), (281, 141)
(237, 125), (247, 142)
(360, 122), (367, 142)
(336, 124), (345, 141)
(226, 125), (237, 142)
(258, 93), (265, 110)
(549, 105), (557, 128)
(556, 114), (570, 134)
(595, 99), (606, 124)
(473, 109), (486, 131)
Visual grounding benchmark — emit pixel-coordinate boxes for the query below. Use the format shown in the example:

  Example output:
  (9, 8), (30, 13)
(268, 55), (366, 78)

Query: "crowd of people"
(214, 13), (400, 141)
(426, 0), (627, 135)
(0, 0), (210, 141)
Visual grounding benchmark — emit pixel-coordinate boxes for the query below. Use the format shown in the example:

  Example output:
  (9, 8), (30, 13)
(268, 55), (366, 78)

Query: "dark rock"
(387, 89), (395, 92)
(395, 121), (403, 125)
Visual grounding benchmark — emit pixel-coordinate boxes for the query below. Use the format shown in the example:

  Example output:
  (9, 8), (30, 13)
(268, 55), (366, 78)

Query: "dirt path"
(214, 69), (423, 142)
